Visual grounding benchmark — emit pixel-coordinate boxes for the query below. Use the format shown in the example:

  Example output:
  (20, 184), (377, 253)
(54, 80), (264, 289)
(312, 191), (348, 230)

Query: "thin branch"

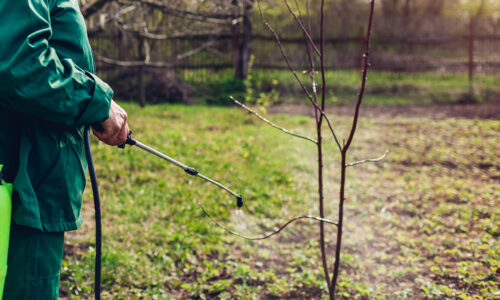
(304, 0), (318, 123)
(319, 0), (326, 112)
(317, 0), (331, 293)
(206, 47), (225, 57)
(95, 55), (173, 68)
(176, 40), (216, 60)
(282, 0), (321, 57)
(229, 96), (317, 144)
(293, 0), (302, 15)
(198, 202), (337, 241)
(256, 0), (313, 102)
(343, 0), (376, 153)
(256, 0), (342, 151)
(346, 150), (388, 167)
(131, 30), (228, 40)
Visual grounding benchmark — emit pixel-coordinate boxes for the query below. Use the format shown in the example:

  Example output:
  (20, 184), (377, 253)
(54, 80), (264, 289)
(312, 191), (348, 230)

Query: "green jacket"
(0, 0), (113, 232)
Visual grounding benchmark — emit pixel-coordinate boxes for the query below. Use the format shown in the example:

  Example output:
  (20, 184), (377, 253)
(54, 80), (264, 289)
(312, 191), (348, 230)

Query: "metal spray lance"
(119, 134), (244, 208)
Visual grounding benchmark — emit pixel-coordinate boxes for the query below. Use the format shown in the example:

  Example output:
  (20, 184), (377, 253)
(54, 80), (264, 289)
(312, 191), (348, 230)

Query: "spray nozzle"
(236, 195), (243, 208)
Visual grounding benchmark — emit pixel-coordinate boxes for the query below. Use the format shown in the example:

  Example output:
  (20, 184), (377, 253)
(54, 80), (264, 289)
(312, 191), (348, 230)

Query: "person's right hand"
(93, 100), (130, 146)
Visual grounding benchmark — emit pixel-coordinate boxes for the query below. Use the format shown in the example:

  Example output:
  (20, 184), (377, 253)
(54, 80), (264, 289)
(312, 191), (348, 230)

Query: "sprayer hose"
(84, 127), (102, 300)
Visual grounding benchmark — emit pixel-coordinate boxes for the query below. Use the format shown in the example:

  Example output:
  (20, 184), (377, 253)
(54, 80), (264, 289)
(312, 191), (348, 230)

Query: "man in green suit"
(0, 0), (129, 298)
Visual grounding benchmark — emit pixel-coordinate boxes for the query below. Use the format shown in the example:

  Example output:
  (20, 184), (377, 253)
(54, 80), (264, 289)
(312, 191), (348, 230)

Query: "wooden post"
(235, 0), (253, 79)
(117, 29), (131, 88)
(232, 0), (240, 78)
(138, 37), (147, 107)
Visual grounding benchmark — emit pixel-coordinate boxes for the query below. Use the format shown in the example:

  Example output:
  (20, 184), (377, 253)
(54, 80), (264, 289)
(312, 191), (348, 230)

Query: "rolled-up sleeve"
(0, 0), (112, 126)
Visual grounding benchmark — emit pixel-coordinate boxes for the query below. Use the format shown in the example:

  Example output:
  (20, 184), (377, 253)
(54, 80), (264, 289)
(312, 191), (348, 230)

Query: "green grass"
(181, 69), (500, 106)
(61, 103), (499, 299)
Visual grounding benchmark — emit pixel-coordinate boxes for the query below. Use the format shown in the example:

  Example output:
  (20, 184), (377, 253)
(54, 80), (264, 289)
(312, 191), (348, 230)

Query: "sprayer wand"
(120, 134), (243, 208)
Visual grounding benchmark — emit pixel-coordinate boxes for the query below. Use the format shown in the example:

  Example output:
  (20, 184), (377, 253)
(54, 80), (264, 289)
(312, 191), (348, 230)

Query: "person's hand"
(93, 100), (130, 146)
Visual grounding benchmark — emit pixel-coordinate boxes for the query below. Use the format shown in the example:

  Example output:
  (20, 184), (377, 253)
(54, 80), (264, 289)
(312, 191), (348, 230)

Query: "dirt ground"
(268, 100), (500, 120)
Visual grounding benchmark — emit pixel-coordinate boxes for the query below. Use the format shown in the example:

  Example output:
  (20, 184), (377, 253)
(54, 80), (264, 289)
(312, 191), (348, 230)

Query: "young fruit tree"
(230, 0), (382, 298)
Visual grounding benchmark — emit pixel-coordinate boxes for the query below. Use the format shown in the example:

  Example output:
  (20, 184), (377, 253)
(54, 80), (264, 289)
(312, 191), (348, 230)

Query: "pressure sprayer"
(0, 165), (13, 299)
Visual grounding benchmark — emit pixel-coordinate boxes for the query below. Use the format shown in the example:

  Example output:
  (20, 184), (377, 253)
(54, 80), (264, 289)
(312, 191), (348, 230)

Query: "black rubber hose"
(84, 127), (102, 300)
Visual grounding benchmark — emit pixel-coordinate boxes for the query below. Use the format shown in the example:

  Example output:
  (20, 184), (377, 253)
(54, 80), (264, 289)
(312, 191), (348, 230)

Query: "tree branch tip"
(346, 149), (389, 167)
(229, 96), (318, 144)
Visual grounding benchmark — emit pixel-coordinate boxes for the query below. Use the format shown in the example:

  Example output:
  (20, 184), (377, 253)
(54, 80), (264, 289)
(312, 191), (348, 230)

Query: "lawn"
(61, 103), (499, 299)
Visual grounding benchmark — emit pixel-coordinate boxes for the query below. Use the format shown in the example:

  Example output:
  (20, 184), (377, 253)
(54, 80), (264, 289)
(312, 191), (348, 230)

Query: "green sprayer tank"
(0, 165), (12, 299)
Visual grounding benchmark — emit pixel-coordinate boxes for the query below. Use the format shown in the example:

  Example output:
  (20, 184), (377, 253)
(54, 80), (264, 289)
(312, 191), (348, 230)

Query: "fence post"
(138, 37), (147, 107)
(468, 17), (475, 95)
(234, 0), (253, 79)
(232, 0), (240, 77)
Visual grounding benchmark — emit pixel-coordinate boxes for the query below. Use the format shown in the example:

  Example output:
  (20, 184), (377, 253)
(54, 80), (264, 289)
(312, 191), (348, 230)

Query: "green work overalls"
(0, 0), (113, 298)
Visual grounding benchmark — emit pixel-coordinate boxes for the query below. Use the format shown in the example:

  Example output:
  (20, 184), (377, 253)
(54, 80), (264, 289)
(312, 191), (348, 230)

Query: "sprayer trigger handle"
(118, 131), (135, 149)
